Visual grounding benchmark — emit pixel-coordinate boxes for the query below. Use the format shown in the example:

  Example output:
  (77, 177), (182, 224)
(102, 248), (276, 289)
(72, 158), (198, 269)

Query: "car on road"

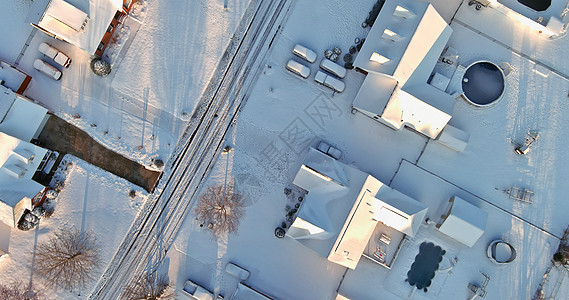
(225, 262), (250, 281)
(38, 42), (71, 68)
(33, 59), (62, 80)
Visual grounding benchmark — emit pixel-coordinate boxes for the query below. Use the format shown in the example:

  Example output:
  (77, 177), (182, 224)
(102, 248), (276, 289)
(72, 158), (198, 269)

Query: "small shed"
(436, 196), (487, 247)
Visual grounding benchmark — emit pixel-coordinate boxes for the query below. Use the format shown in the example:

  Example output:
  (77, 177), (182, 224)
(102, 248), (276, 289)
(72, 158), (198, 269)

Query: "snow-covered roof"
(352, 0), (454, 139)
(289, 147), (425, 269)
(0, 85), (48, 142)
(28, 0), (123, 54)
(354, 1), (451, 83)
(380, 86), (452, 138)
(352, 73), (398, 117)
(0, 132), (47, 227)
(438, 196), (487, 247)
(373, 184), (428, 237)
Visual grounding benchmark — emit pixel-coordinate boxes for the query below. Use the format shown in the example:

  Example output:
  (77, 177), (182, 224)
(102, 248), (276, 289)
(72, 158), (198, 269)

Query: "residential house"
(287, 147), (427, 269)
(352, 0), (454, 139)
(27, 0), (136, 57)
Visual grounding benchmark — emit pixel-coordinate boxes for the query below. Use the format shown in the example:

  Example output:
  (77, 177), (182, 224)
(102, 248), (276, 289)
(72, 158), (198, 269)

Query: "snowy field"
(0, 0), (251, 168)
(168, 0), (569, 299)
(0, 156), (147, 299)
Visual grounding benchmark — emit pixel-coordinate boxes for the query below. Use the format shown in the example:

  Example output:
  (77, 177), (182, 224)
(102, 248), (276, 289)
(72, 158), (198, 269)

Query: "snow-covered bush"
(553, 250), (569, 265)
(17, 220), (34, 231)
(31, 207), (46, 218)
(90, 57), (112, 77)
(35, 228), (101, 290)
(41, 198), (55, 219)
(153, 159), (164, 169)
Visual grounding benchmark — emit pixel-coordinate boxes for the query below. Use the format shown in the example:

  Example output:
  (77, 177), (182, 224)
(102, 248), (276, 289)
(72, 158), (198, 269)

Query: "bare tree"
(0, 281), (42, 300)
(35, 228), (101, 290)
(123, 272), (174, 300)
(195, 182), (245, 237)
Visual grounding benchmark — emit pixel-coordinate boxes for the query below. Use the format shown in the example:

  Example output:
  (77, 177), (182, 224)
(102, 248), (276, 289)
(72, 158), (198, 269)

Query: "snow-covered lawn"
(0, 156), (147, 299)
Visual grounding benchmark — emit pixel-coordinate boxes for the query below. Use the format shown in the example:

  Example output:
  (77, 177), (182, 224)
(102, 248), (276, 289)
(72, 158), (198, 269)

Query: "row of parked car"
(285, 44), (346, 93)
(33, 42), (72, 80)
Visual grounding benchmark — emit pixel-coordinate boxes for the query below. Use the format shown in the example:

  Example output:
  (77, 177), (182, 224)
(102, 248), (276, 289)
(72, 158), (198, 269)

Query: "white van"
(38, 42), (71, 68)
(314, 71), (345, 93)
(33, 59), (62, 80)
(292, 44), (317, 63)
(286, 60), (310, 79)
(320, 58), (346, 78)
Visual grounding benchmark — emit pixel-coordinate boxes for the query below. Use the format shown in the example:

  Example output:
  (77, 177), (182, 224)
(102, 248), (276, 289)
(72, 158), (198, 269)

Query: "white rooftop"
(373, 184), (428, 237)
(28, 0), (122, 54)
(0, 85), (48, 142)
(438, 195), (487, 247)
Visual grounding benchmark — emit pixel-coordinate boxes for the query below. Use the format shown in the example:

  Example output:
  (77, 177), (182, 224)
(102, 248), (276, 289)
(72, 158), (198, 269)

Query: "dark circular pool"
(462, 61), (505, 106)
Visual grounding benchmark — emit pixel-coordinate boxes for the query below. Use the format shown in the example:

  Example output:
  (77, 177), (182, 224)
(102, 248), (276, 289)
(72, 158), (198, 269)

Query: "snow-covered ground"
(167, 0), (569, 299)
(3, 0), (569, 299)
(0, 156), (147, 299)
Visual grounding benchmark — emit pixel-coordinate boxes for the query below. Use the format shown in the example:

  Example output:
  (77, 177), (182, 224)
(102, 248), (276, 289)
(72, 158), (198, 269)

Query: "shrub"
(90, 58), (112, 77)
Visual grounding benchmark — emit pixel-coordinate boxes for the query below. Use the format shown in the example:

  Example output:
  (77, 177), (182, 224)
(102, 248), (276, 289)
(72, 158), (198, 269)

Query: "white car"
(314, 71), (345, 93)
(286, 60), (310, 79)
(33, 59), (62, 80)
(320, 58), (347, 78)
(316, 141), (342, 160)
(39, 42), (71, 68)
(225, 262), (250, 281)
(292, 44), (317, 63)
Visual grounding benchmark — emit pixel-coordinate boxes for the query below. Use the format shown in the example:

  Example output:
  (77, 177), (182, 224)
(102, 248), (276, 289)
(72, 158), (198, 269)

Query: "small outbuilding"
(436, 196), (487, 247)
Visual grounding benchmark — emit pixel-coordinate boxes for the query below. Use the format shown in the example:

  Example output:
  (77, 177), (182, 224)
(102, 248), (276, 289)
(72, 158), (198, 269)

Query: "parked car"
(316, 141), (342, 160)
(38, 42), (71, 68)
(181, 280), (223, 300)
(225, 262), (250, 281)
(292, 44), (317, 63)
(314, 71), (345, 93)
(286, 60), (310, 78)
(33, 59), (62, 80)
(320, 58), (346, 78)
